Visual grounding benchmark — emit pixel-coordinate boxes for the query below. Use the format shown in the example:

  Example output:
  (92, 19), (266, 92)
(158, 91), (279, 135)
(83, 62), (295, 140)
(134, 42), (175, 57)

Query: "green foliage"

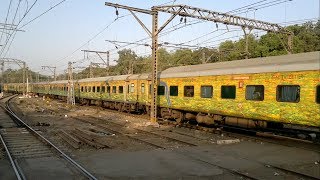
(0, 68), (51, 83)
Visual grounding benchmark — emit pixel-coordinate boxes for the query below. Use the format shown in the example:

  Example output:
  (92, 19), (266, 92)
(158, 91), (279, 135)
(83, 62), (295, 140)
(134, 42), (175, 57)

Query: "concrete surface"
(74, 141), (320, 179)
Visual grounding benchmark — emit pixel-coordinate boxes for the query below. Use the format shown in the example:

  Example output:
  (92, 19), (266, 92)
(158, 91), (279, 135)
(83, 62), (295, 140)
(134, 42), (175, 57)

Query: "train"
(3, 51), (320, 130)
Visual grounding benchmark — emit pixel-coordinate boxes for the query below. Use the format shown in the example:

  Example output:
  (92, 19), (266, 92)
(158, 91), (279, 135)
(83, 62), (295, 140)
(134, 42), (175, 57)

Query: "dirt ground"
(1, 95), (319, 179)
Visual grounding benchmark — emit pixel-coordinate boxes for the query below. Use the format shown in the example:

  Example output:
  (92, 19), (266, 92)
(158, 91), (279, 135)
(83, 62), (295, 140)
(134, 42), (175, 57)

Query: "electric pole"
(81, 50), (110, 76)
(36, 72), (40, 82)
(0, 61), (3, 97)
(105, 2), (293, 123)
(67, 62), (75, 105)
(89, 62), (105, 78)
(41, 65), (56, 81)
(23, 62), (26, 95)
(107, 51), (110, 75)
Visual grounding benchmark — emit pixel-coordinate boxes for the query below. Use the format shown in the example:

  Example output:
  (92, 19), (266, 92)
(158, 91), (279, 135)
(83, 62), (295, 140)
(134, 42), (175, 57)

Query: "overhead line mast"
(0, 58), (27, 94)
(81, 50), (110, 76)
(104, 2), (293, 123)
(41, 66), (57, 81)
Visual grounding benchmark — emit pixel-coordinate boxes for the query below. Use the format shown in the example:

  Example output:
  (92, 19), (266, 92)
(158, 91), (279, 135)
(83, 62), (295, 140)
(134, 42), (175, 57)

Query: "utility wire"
(0, 0), (39, 57)
(55, 14), (130, 68)
(231, 0), (292, 15)
(1, 0), (63, 57)
(19, 0), (67, 29)
(226, 0), (268, 14)
(0, 0), (13, 45)
(2, 0), (22, 51)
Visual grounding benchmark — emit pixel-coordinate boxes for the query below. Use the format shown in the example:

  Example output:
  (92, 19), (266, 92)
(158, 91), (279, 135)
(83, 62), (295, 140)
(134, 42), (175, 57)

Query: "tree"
(172, 48), (196, 66)
(114, 49), (137, 75)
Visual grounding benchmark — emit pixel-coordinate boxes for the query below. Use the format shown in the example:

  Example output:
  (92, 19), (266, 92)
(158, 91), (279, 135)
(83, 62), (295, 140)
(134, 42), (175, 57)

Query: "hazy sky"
(0, 0), (318, 75)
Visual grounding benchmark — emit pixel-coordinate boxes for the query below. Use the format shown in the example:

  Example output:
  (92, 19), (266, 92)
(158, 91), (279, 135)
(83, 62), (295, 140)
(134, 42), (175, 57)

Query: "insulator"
(184, 17), (187, 24)
(216, 23), (218, 29)
(180, 17), (183, 23)
(115, 8), (119, 16)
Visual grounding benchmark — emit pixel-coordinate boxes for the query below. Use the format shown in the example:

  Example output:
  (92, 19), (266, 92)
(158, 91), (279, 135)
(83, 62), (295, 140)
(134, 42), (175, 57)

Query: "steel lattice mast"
(105, 2), (293, 123)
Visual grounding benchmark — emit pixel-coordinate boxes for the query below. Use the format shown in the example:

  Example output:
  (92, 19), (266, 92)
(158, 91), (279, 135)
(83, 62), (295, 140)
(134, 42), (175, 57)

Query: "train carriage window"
(221, 85), (236, 99)
(85, 86), (87, 92)
(97, 86), (100, 93)
(88, 86), (91, 92)
(93, 86), (96, 93)
(246, 85), (264, 101)
(316, 85), (320, 104)
(277, 85), (300, 103)
(170, 86), (178, 96)
(119, 86), (123, 93)
(107, 86), (110, 93)
(101, 86), (105, 93)
(201, 86), (213, 98)
(158, 86), (165, 95)
(130, 83), (135, 93)
(184, 86), (194, 97)
(141, 83), (145, 93)
(112, 86), (116, 93)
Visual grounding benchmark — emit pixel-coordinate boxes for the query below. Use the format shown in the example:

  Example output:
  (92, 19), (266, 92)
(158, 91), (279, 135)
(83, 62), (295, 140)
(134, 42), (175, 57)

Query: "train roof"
(160, 51), (320, 78)
(31, 51), (320, 84)
(77, 73), (150, 83)
(50, 80), (69, 84)
(77, 76), (112, 83)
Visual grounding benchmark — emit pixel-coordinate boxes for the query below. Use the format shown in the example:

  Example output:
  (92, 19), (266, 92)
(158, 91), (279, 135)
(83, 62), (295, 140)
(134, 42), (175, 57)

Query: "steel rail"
(4, 97), (98, 180)
(0, 133), (22, 180)
(85, 115), (198, 147)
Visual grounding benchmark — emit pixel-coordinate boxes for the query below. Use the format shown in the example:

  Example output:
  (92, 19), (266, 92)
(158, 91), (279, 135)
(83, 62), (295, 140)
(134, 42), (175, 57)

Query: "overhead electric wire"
(230, 0), (292, 15)
(226, 0), (268, 14)
(106, 0), (288, 57)
(107, 19), (205, 56)
(2, 0), (22, 50)
(19, 0), (67, 29)
(1, 0), (64, 57)
(0, 0), (39, 57)
(55, 13), (131, 68)
(0, 0), (13, 46)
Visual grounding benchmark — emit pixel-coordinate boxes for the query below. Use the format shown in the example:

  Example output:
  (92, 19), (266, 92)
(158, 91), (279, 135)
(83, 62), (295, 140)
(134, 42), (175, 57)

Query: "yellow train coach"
(9, 51), (320, 129)
(74, 51), (320, 129)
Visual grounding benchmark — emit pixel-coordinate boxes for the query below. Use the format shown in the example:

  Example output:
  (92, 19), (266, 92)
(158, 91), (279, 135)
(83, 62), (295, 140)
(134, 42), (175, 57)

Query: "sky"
(0, 0), (319, 76)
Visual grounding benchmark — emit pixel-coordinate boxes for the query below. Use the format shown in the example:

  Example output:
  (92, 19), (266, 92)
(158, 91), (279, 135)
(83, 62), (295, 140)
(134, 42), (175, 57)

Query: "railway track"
(0, 95), (97, 180)
(75, 115), (320, 180)
(72, 115), (198, 149)
(4, 96), (319, 179)
(86, 105), (320, 153)
(158, 119), (320, 153)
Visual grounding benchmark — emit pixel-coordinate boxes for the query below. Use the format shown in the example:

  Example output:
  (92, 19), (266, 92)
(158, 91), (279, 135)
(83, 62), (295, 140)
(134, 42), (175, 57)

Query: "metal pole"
(23, 62), (26, 95)
(67, 62), (75, 105)
(150, 10), (159, 123)
(37, 72), (39, 82)
(0, 61), (3, 97)
(288, 33), (293, 54)
(89, 62), (93, 78)
(242, 27), (253, 59)
(1, 61), (4, 85)
(54, 66), (56, 81)
(26, 67), (29, 94)
(107, 51), (110, 75)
